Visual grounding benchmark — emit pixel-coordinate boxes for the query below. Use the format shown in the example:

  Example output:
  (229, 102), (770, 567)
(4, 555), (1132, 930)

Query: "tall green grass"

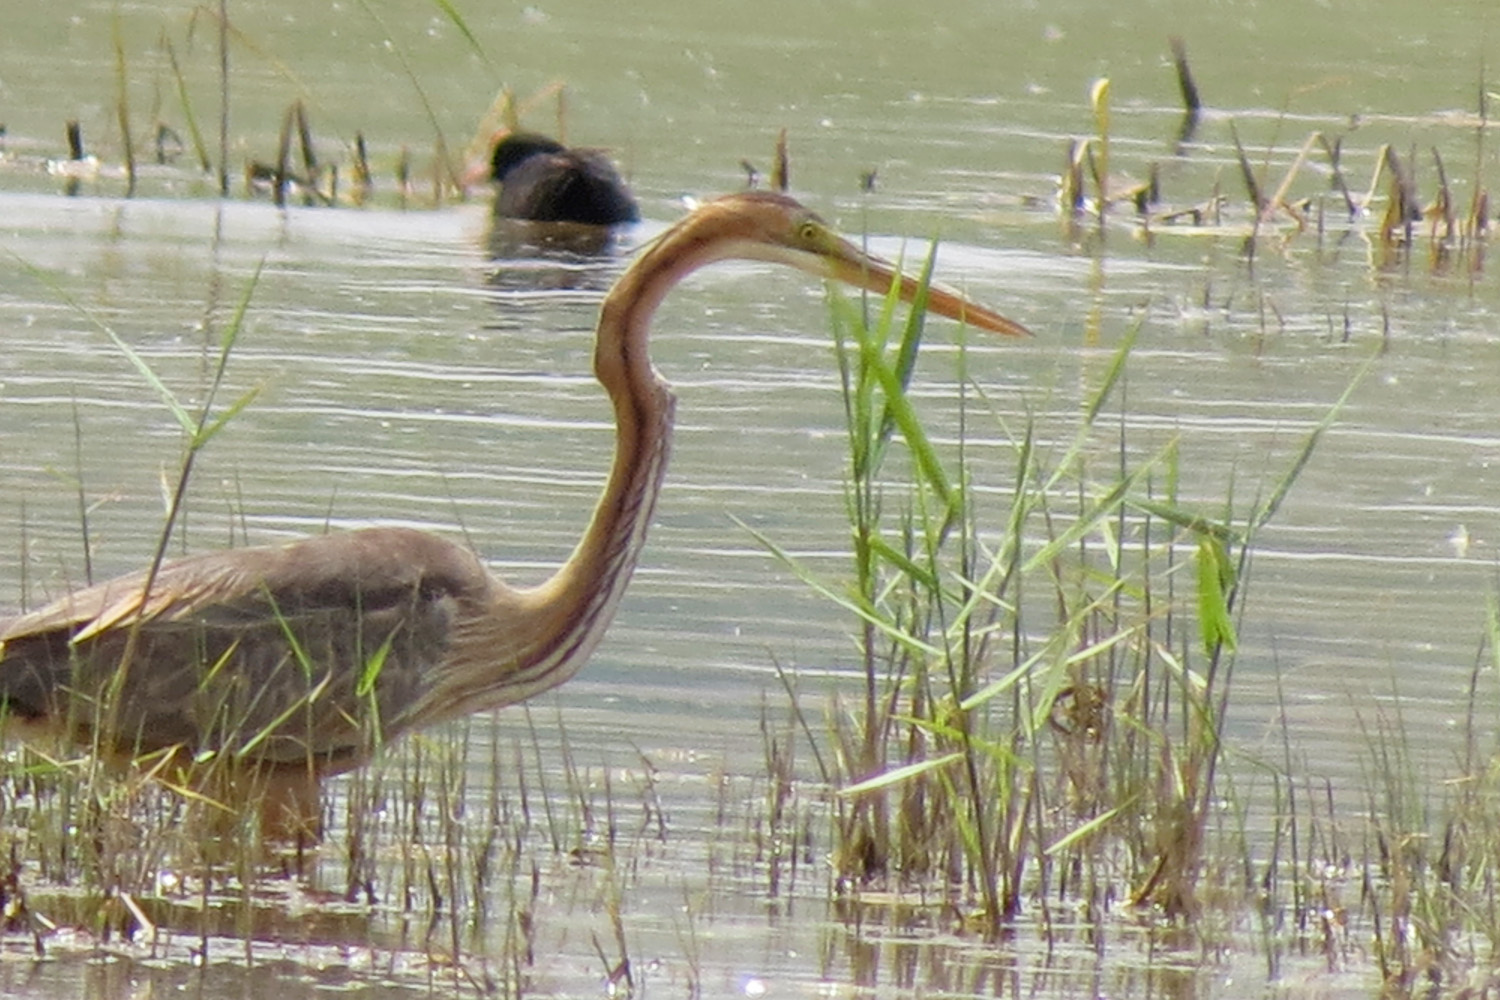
(761, 259), (1500, 992)
(760, 256), (1364, 941)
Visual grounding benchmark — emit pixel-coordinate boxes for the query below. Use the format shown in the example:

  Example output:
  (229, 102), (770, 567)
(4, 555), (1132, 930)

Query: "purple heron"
(0, 191), (1028, 836)
(482, 131), (639, 226)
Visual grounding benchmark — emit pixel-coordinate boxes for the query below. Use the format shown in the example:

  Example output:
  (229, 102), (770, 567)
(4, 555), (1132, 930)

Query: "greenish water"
(3, 1), (1500, 996)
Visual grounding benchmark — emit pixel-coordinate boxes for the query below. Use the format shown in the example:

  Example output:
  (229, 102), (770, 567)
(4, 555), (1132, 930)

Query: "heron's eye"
(797, 221), (819, 244)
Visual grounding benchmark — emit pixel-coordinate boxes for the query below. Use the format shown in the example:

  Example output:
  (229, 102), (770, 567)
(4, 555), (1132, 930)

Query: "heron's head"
(653, 191), (1032, 338)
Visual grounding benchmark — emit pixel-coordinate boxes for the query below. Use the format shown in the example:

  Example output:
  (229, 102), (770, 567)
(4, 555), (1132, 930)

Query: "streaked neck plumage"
(448, 206), (757, 712)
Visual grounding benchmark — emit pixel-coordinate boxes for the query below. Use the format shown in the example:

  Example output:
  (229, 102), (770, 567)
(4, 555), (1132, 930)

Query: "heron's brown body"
(0, 192), (1028, 837)
(1, 529), (495, 765)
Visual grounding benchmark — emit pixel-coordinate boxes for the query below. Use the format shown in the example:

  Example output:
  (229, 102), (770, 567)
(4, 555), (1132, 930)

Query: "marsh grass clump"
(0, 690), (624, 992)
(1325, 616), (1500, 994)
(764, 261), (1500, 991)
(761, 258), (1358, 941)
(1056, 46), (1497, 280)
(10, 6), (480, 206)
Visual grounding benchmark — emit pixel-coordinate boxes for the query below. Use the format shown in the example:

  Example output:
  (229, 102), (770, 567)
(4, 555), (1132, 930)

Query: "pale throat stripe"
(508, 405), (674, 700)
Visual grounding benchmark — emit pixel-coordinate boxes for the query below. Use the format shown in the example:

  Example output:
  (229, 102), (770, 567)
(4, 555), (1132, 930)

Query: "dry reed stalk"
(1317, 133), (1358, 216)
(1228, 121), (1265, 215)
(1378, 145), (1419, 246)
(113, 17), (137, 198)
(274, 102), (294, 207)
(1169, 36), (1201, 114)
(65, 120), (84, 161)
(1061, 138), (1087, 215)
(396, 145), (411, 208)
(1430, 146), (1455, 246)
(772, 127), (790, 193)
(217, 0), (229, 196)
(350, 131), (372, 204)
(1258, 131), (1321, 229)
(1090, 77), (1110, 225)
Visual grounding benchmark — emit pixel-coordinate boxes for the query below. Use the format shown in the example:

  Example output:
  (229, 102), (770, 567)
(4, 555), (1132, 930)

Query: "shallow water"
(4, 0), (1500, 996)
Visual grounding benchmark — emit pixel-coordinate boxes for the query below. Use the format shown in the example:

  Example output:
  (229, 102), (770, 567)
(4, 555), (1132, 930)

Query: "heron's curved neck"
(505, 234), (698, 695)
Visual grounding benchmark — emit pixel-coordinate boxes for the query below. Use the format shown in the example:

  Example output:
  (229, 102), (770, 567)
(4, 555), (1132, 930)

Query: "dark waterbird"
(484, 131), (639, 226)
(0, 191), (1029, 837)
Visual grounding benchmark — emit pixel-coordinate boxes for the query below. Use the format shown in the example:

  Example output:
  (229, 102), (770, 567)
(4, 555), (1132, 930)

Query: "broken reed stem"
(1469, 190), (1490, 242)
(1431, 146), (1455, 244)
(1169, 36), (1202, 114)
(217, 0), (230, 197)
(1469, 60), (1489, 242)
(294, 101), (317, 180)
(396, 145), (411, 208)
(1259, 131), (1320, 228)
(499, 85), (519, 132)
(1062, 138), (1087, 215)
(1170, 39), (1201, 149)
(1091, 77), (1111, 225)
(1362, 143), (1389, 218)
(274, 103), (294, 208)
(1228, 122), (1264, 214)
(351, 131), (372, 203)
(113, 15), (137, 198)
(163, 35), (211, 173)
(1379, 145), (1419, 246)
(772, 127), (790, 193)
(1318, 134), (1358, 217)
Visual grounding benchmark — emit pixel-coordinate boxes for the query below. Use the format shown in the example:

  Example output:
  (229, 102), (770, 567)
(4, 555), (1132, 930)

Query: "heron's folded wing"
(0, 527), (484, 651)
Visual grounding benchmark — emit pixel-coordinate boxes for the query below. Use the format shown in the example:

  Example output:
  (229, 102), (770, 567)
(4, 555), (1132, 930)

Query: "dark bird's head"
(488, 131), (569, 183)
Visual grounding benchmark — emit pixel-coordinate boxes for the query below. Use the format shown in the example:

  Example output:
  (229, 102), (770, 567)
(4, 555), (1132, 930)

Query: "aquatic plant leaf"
(734, 515), (942, 659)
(1251, 353), (1372, 531)
(886, 243), (938, 400)
(102, 327), (197, 436)
(356, 635), (395, 698)
(427, 0), (488, 61)
(1128, 498), (1241, 545)
(1084, 317), (1139, 427)
(199, 386), (264, 447)
(837, 752), (964, 796)
(1195, 534), (1237, 654)
(859, 334), (956, 511)
(162, 36), (211, 172)
(192, 258), (265, 447)
(1021, 468), (1141, 576)
(234, 674), (331, 759)
(868, 533), (939, 592)
(354, 0), (459, 188)
(1046, 802), (1128, 856)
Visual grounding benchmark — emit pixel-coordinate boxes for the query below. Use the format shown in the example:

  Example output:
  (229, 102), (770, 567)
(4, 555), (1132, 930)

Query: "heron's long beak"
(823, 235), (1032, 338)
